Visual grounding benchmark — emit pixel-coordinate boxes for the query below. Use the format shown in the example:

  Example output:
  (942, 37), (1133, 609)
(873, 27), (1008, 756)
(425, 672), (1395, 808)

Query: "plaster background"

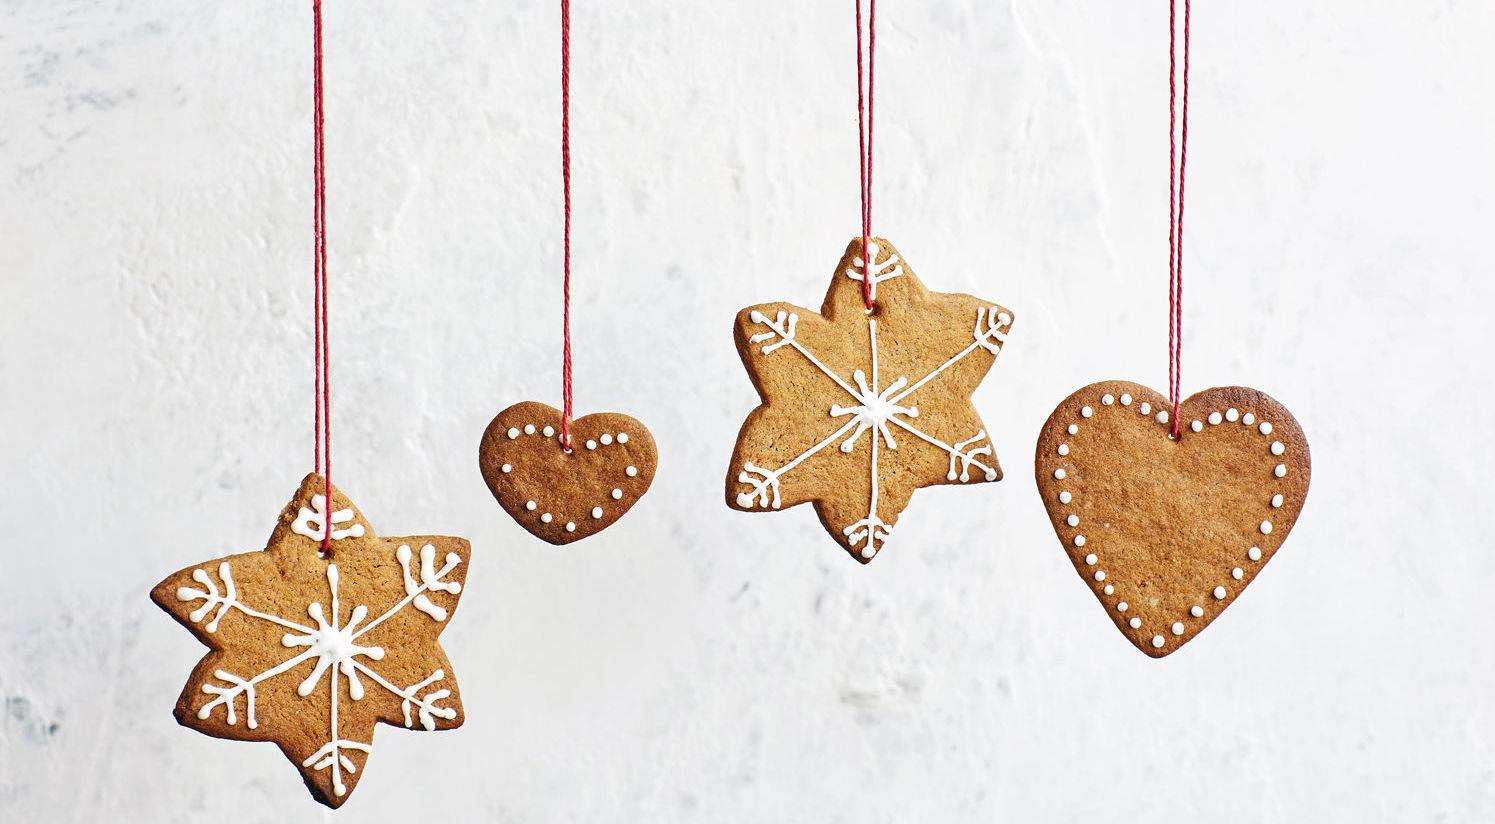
(3, 1), (1493, 821)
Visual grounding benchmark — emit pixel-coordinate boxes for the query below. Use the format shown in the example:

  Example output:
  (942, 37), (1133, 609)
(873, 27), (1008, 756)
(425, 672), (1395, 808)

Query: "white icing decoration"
(1271, 494), (1284, 508)
(1260, 520), (1273, 534)
(524, 424), (536, 435)
(1259, 422), (1273, 435)
(945, 430), (997, 482)
(1067, 424), (1079, 435)
(1120, 393), (1132, 405)
(1073, 535), (1086, 547)
(1129, 617), (1142, 629)
(1226, 407), (1239, 421)
(292, 495), (366, 543)
(1081, 405), (1094, 418)
(1208, 412), (1222, 425)
(507, 427), (519, 439)
(1248, 546), (1262, 561)
(611, 488), (623, 500)
(601, 434), (613, 445)
(861, 546), (877, 560)
(1213, 586), (1227, 599)
(1139, 402), (1151, 415)
(1057, 443), (1070, 456)
(626, 465), (638, 477)
(501, 464), (512, 474)
(541, 513), (553, 523)
(1171, 622), (1184, 636)
(585, 440), (597, 450)
(1243, 412), (1256, 425)
(844, 240), (905, 302)
(543, 425), (555, 437)
(1271, 440), (1285, 455)
(1103, 584), (1114, 595)
(1067, 514), (1079, 527)
(1190, 605), (1204, 617)
(565, 522), (576, 532)
(1084, 553), (1097, 565)
(1093, 570), (1105, 582)
(1156, 410), (1169, 424)
(1101, 394), (1114, 405)
(618, 433), (629, 443)
(180, 544), (463, 796)
(591, 506), (603, 518)
(525, 500), (537, 511)
(1191, 420), (1203, 432)
(1232, 567), (1244, 580)
(1058, 490), (1072, 504)
(1054, 468), (1066, 480)
(1274, 463), (1288, 477)
(1152, 635), (1165, 648)
(1117, 601), (1128, 612)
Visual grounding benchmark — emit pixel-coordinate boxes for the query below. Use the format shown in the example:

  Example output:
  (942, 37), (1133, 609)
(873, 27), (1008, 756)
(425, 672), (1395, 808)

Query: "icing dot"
(1120, 393), (1132, 405)
(1171, 622), (1184, 635)
(1057, 443), (1070, 456)
(1139, 402), (1151, 415)
(1067, 424), (1079, 436)
(1129, 617), (1142, 629)
(1191, 420), (1203, 432)
(1274, 464), (1288, 478)
(1226, 407), (1240, 421)
(1074, 535), (1086, 547)
(1271, 494), (1284, 508)
(1067, 514), (1080, 527)
(626, 465), (639, 477)
(524, 424), (536, 435)
(1208, 412), (1223, 425)
(1103, 584), (1114, 595)
(1260, 520), (1273, 534)
(861, 546), (876, 559)
(1102, 393), (1115, 405)
(617, 433), (629, 443)
(611, 488), (623, 500)
(1117, 601), (1128, 612)
(1084, 553), (1097, 565)
(506, 427), (520, 439)
(591, 506), (603, 518)
(543, 425), (555, 437)
(1259, 421), (1273, 435)
(1151, 635), (1165, 649)
(525, 500), (537, 511)
(1093, 570), (1106, 582)
(1243, 412), (1256, 425)
(1156, 410), (1169, 424)
(1271, 441), (1285, 455)
(600, 433), (614, 445)
(541, 513), (553, 523)
(1248, 546), (1262, 561)
(586, 439), (598, 450)
(1190, 605), (1204, 617)
(501, 463), (512, 473)
(1213, 586), (1227, 599)
(565, 522), (576, 532)
(1058, 490), (1072, 504)
(1081, 405), (1094, 418)
(1054, 468), (1066, 480)
(1232, 566), (1244, 580)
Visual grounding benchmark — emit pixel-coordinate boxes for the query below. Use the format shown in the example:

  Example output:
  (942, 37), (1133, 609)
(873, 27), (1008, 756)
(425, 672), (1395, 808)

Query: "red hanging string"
(855, 0), (876, 310)
(311, 0), (331, 549)
(559, 0), (575, 451)
(1167, 0), (1191, 439)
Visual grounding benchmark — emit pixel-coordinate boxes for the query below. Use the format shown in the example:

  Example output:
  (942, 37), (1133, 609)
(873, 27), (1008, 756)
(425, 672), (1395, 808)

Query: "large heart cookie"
(479, 401), (657, 545)
(1035, 381), (1310, 658)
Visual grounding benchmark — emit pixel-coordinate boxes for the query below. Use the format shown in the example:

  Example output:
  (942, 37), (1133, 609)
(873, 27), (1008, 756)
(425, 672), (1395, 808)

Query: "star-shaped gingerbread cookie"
(727, 237), (1016, 563)
(150, 474), (470, 808)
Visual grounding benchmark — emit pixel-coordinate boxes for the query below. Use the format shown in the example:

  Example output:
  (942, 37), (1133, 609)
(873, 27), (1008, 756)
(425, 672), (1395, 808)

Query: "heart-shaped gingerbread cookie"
(479, 402), (657, 545)
(1035, 381), (1310, 658)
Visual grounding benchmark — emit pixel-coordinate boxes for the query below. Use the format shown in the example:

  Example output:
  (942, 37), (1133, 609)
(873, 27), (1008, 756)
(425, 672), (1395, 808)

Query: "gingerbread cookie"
(726, 237), (1016, 563)
(478, 401), (657, 545)
(1035, 382), (1310, 657)
(150, 474), (470, 807)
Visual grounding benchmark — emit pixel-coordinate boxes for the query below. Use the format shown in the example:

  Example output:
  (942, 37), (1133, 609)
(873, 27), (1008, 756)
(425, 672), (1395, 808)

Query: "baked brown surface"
(479, 401), (658, 545)
(1035, 381), (1310, 658)
(727, 237), (1015, 564)
(149, 473), (469, 808)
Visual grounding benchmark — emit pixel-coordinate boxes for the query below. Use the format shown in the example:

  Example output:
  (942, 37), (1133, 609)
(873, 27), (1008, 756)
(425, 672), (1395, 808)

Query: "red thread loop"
(1167, 0), (1191, 439)
(311, 0), (331, 549)
(559, 0), (575, 452)
(855, 0), (877, 310)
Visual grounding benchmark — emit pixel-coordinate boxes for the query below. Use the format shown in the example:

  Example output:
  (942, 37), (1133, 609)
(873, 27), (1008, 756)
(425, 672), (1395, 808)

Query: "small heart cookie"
(479, 401), (657, 545)
(1035, 381), (1310, 658)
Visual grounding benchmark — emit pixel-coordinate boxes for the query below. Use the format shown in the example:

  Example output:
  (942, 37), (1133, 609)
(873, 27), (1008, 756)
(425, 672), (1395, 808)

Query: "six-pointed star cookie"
(150, 474), (470, 808)
(727, 237), (1016, 563)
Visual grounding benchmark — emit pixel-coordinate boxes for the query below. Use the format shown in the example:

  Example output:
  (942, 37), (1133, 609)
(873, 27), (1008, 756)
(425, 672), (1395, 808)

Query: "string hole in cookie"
(863, 300), (882, 317)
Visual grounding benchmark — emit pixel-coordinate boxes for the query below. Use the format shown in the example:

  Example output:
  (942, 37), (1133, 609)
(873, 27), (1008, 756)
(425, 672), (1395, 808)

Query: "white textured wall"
(4, 1), (1494, 821)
